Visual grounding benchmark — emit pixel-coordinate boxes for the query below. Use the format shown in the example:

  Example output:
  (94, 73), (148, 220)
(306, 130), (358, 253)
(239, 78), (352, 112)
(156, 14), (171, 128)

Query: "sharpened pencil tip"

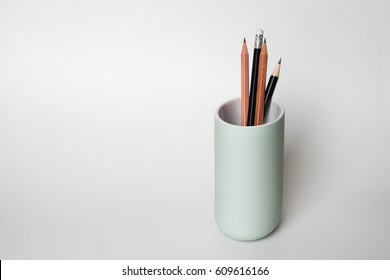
(264, 38), (266, 43)
(243, 37), (246, 43)
(278, 58), (282, 64)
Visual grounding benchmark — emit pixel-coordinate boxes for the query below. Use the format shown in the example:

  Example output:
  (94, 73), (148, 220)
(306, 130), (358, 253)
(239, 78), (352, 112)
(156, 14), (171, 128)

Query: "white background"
(1, 0), (389, 259)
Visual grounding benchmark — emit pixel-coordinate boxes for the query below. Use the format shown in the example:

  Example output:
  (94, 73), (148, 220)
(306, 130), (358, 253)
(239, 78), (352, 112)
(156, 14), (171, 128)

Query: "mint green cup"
(214, 98), (285, 241)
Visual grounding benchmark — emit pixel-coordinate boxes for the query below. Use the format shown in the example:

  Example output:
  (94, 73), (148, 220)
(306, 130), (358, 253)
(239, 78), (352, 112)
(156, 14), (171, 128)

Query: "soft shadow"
(281, 100), (316, 224)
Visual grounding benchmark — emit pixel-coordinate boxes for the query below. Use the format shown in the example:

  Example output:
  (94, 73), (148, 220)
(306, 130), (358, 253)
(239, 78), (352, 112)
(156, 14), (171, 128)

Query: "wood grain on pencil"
(255, 39), (268, 125)
(241, 38), (249, 126)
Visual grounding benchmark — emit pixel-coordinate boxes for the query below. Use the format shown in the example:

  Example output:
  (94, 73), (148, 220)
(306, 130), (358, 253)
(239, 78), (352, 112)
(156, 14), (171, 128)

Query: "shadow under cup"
(214, 98), (285, 241)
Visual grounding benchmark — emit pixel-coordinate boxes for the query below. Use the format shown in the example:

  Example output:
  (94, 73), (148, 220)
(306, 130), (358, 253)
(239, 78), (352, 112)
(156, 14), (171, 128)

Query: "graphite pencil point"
(278, 58), (282, 64)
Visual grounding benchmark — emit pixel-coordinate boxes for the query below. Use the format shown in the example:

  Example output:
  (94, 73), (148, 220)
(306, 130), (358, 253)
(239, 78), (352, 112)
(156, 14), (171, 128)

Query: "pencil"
(254, 38), (268, 126)
(264, 58), (281, 120)
(241, 38), (249, 126)
(246, 29), (263, 126)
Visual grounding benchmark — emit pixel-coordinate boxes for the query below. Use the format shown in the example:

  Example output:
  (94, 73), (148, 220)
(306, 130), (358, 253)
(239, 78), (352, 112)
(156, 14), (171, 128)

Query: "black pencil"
(246, 29), (263, 126)
(264, 58), (281, 120)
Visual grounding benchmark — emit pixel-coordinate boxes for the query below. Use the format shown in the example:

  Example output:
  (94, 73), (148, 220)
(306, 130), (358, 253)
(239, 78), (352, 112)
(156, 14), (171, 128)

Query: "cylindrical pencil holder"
(214, 98), (285, 241)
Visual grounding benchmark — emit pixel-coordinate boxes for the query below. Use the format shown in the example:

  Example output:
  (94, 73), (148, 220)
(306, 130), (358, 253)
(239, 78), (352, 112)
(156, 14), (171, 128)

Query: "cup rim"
(215, 98), (284, 128)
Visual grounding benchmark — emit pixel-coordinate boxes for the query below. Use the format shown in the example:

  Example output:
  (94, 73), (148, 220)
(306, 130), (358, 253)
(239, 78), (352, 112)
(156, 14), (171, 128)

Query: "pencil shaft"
(263, 76), (278, 118)
(247, 30), (263, 126)
(264, 59), (281, 119)
(241, 39), (249, 126)
(247, 50), (260, 126)
(254, 41), (268, 125)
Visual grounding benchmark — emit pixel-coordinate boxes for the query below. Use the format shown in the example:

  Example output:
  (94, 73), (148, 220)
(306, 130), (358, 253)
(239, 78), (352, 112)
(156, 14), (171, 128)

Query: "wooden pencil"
(254, 38), (268, 126)
(264, 58), (281, 119)
(241, 38), (249, 126)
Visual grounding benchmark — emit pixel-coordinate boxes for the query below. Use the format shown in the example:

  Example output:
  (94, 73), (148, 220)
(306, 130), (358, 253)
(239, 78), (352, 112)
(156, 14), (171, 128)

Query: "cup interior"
(217, 99), (284, 126)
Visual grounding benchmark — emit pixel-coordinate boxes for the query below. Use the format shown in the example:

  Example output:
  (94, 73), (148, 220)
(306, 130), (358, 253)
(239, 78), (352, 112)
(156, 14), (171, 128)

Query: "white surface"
(1, 0), (389, 259)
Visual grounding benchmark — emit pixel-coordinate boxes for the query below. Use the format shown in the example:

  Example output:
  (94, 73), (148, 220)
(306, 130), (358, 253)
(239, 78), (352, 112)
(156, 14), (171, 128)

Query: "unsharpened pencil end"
(256, 29), (264, 36)
(278, 58), (282, 64)
(254, 29), (264, 49)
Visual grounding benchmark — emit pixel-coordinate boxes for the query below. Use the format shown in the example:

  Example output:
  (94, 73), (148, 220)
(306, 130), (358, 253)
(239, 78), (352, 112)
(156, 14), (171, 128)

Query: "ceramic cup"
(214, 98), (285, 241)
